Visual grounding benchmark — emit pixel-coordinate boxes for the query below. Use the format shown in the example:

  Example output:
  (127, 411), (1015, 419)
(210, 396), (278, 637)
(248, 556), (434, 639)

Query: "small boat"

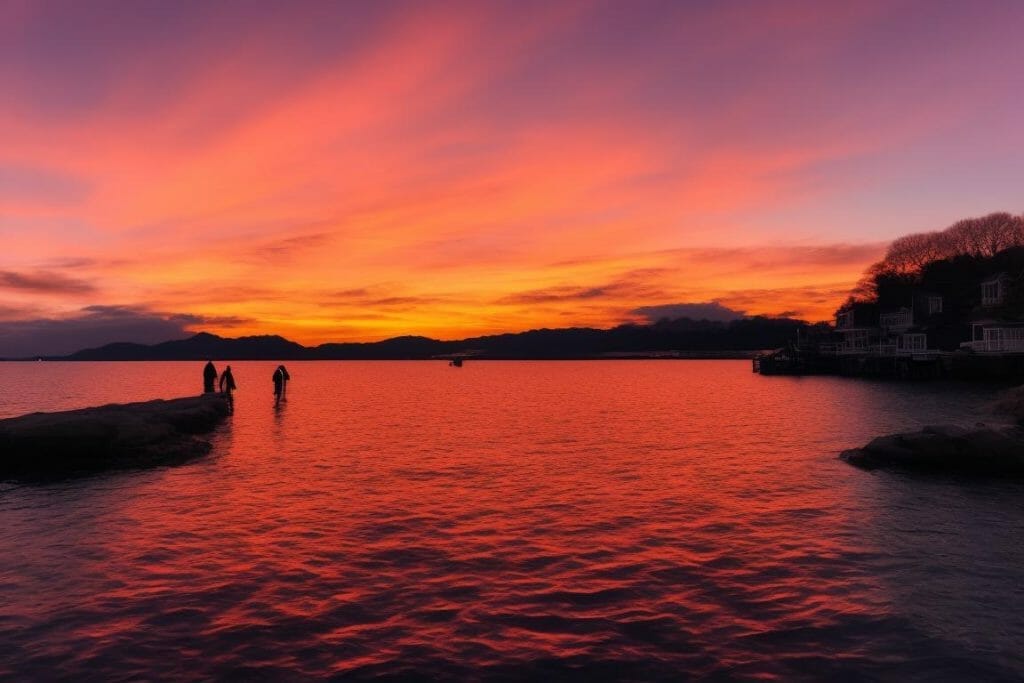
(449, 358), (464, 367)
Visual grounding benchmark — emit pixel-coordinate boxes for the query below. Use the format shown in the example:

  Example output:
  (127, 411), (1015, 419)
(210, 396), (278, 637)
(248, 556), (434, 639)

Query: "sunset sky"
(2, 0), (1023, 354)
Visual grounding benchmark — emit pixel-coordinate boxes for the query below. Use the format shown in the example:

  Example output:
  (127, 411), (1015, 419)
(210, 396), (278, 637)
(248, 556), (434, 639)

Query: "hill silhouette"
(50, 316), (807, 361)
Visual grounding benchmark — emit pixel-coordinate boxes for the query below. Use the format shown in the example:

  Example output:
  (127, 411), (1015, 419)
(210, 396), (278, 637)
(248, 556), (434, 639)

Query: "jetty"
(0, 394), (230, 479)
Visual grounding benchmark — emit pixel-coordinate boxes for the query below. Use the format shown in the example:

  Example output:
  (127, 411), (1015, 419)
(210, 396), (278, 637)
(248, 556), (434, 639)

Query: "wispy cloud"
(0, 269), (95, 294)
(1, 1), (1021, 343)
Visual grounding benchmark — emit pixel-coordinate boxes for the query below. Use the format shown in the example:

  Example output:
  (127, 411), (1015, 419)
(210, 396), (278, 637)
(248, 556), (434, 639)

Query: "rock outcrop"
(841, 384), (1024, 476)
(0, 394), (230, 479)
(840, 424), (1024, 475)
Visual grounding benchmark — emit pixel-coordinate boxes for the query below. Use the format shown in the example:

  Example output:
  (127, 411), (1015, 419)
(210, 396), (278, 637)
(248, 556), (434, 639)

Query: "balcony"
(837, 343), (904, 356)
(837, 342), (867, 355)
(961, 339), (1024, 353)
(879, 311), (913, 331)
(876, 343), (897, 356)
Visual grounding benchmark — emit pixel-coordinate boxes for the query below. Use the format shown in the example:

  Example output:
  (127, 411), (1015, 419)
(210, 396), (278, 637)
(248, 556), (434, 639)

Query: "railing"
(880, 313), (913, 330)
(961, 339), (1024, 353)
(837, 343), (869, 355)
(835, 343), (939, 357)
(837, 343), (895, 356)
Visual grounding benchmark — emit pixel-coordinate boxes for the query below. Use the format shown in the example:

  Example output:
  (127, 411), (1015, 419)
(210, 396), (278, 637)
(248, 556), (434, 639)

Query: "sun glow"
(2, 1), (1022, 351)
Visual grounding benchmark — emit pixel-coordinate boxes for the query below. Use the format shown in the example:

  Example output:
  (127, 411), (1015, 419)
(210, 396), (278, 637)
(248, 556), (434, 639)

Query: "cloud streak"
(0, 269), (95, 294)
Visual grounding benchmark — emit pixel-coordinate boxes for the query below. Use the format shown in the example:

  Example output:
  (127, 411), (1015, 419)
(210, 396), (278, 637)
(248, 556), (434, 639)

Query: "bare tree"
(844, 211), (1024, 306)
(976, 212), (1023, 256)
(882, 212), (1024, 271)
(884, 231), (949, 273)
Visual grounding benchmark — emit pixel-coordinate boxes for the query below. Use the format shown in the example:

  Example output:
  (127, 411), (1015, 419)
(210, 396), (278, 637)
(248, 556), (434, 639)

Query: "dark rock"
(993, 384), (1024, 423)
(840, 423), (1024, 476)
(0, 394), (230, 480)
(921, 424), (969, 439)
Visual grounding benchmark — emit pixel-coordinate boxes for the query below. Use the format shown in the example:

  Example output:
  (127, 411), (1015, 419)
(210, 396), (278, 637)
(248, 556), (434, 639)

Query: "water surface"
(1, 361), (1021, 680)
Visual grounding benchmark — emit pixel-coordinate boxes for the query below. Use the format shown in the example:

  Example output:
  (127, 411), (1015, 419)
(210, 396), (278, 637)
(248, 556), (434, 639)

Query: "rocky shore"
(0, 394), (230, 479)
(840, 385), (1024, 476)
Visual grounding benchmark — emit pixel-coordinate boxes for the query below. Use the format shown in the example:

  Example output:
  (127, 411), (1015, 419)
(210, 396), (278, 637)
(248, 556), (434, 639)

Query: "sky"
(2, 0), (1023, 355)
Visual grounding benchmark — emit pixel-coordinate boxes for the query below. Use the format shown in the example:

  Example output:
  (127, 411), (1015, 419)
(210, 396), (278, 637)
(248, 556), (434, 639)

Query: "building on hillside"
(829, 269), (1024, 359)
(836, 289), (972, 357)
(835, 302), (879, 354)
(793, 323), (838, 356)
(835, 293), (947, 357)
(760, 246), (1024, 378)
(964, 273), (1024, 353)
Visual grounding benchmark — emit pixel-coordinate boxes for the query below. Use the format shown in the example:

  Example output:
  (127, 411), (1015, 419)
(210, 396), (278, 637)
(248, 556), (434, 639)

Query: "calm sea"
(1, 361), (1022, 680)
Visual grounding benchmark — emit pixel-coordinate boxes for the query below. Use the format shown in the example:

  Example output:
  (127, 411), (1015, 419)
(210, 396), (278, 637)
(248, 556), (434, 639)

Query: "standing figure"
(273, 365), (290, 406)
(203, 360), (218, 393)
(279, 365), (290, 399)
(273, 366), (284, 406)
(219, 365), (237, 411)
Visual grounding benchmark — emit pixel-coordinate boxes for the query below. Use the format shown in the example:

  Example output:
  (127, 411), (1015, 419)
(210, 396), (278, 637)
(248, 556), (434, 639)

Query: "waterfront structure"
(835, 302), (879, 355)
(761, 268), (1023, 378)
(965, 273), (1024, 353)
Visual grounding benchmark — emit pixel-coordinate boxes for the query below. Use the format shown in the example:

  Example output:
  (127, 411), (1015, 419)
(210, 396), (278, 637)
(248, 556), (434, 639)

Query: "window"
(928, 296), (942, 315)
(983, 328), (1024, 352)
(902, 333), (927, 352)
(982, 281), (1003, 306)
(880, 309), (912, 330)
(847, 330), (869, 349)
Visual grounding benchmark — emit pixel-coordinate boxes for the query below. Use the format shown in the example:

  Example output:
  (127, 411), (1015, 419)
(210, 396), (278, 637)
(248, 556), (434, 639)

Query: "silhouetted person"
(273, 365), (290, 406)
(219, 365), (236, 411)
(280, 365), (290, 398)
(203, 361), (217, 393)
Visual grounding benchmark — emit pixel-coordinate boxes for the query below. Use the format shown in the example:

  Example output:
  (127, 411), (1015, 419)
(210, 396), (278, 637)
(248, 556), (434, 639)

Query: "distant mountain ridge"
(42, 316), (810, 361)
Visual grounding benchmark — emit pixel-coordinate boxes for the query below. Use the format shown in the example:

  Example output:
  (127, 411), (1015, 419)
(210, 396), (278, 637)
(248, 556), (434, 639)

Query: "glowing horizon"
(2, 1), (1022, 353)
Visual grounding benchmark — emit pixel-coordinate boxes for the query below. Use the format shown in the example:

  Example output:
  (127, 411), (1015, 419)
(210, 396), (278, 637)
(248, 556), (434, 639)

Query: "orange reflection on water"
(0, 361), (1018, 679)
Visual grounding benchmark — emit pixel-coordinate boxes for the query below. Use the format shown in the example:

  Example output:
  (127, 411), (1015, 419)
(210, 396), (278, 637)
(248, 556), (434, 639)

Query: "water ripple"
(1, 361), (1023, 680)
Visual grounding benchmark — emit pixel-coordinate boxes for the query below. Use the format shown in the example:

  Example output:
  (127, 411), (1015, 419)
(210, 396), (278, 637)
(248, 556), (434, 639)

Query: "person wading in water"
(203, 361), (217, 393)
(219, 365), (237, 412)
(273, 365), (290, 406)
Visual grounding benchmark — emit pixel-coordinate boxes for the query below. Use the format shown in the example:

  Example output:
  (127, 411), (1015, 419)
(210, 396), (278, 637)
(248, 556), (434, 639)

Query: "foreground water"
(0, 361), (1022, 680)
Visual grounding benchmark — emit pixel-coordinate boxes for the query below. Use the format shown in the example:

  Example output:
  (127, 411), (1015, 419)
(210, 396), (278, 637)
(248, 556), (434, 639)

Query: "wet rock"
(993, 384), (1024, 423)
(0, 394), (230, 479)
(840, 423), (1024, 476)
(921, 424), (969, 439)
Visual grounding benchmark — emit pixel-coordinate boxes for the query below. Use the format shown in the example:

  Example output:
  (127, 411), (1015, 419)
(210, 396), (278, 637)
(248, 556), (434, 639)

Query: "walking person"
(203, 360), (217, 393)
(219, 365), (237, 412)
